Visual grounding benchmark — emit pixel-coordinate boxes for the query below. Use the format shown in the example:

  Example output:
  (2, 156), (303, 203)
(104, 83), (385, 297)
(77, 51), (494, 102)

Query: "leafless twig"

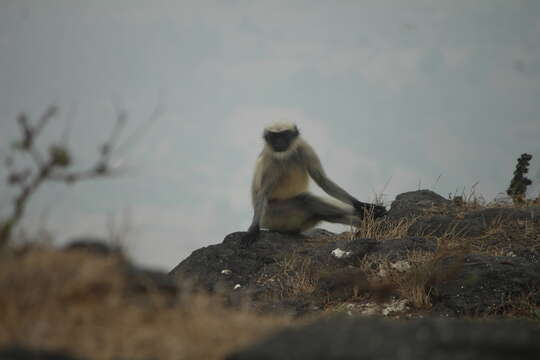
(0, 106), (127, 248)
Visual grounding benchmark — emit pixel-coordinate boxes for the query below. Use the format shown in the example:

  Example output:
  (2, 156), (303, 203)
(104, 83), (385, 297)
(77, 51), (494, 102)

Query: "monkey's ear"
(294, 126), (300, 136)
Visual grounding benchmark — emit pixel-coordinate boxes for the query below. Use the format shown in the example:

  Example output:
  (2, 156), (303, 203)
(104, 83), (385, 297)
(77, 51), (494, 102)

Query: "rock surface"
(431, 255), (540, 316)
(408, 206), (540, 238)
(388, 189), (451, 220)
(226, 316), (540, 360)
(170, 231), (439, 314)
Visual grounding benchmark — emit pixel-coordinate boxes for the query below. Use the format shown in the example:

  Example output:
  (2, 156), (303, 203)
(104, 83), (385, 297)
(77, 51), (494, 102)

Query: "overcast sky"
(1, 0), (539, 270)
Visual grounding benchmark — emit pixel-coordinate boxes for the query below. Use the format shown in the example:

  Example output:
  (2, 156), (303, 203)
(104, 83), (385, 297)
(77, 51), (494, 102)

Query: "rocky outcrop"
(388, 189), (451, 219)
(170, 231), (437, 315)
(170, 190), (540, 318)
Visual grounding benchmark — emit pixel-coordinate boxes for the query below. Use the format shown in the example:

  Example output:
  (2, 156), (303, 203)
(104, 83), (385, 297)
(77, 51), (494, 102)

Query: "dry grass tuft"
(448, 183), (486, 210)
(265, 253), (318, 299)
(0, 247), (288, 360)
(353, 216), (417, 240)
(359, 232), (469, 309)
(467, 212), (540, 256)
(360, 252), (432, 309)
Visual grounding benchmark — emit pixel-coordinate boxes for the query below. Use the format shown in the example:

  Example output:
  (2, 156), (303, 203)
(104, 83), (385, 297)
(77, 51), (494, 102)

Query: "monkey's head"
(263, 121), (300, 154)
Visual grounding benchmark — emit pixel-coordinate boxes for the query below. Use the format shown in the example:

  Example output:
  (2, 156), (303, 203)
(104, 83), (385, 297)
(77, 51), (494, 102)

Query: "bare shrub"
(0, 107), (127, 247)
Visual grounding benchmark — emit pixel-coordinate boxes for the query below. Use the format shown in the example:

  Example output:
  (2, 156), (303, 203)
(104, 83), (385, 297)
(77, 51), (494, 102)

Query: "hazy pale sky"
(1, 0), (539, 270)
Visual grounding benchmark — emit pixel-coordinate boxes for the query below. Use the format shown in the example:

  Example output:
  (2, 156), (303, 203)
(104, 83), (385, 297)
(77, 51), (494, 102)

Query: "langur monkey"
(241, 121), (387, 246)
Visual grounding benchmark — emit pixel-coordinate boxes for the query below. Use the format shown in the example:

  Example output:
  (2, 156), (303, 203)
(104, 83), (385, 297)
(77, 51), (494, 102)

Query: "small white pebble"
(382, 299), (409, 316)
(233, 284), (241, 290)
(331, 248), (352, 259)
(359, 303), (379, 316)
(221, 269), (232, 275)
(390, 260), (411, 272)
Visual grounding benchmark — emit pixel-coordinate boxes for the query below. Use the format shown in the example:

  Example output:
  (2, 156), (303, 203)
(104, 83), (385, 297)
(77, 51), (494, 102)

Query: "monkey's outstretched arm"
(304, 145), (359, 205)
(304, 145), (387, 218)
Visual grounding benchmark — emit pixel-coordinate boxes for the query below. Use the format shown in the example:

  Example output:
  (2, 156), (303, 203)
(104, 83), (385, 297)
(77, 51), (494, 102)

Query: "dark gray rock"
(371, 236), (437, 260)
(407, 214), (485, 237)
(170, 232), (438, 289)
(431, 255), (540, 316)
(473, 207), (540, 223)
(170, 231), (313, 293)
(408, 206), (540, 237)
(63, 237), (121, 255)
(312, 236), (437, 266)
(170, 231), (440, 314)
(227, 316), (540, 360)
(0, 347), (81, 360)
(388, 189), (451, 220)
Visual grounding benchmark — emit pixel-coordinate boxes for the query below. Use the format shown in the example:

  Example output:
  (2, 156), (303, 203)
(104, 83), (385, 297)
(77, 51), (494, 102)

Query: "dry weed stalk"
(448, 182), (486, 210)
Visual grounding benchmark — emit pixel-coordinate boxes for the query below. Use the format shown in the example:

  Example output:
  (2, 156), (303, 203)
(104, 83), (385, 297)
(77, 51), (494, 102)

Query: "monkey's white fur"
(265, 120), (296, 133)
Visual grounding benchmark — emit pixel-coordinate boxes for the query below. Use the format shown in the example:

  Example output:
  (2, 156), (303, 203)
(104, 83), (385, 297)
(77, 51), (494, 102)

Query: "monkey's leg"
(296, 193), (362, 227)
(262, 193), (361, 233)
(261, 196), (317, 233)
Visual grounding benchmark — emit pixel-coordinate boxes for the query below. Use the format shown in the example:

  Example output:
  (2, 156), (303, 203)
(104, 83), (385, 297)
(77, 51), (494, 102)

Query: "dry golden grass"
(359, 252), (431, 309)
(344, 212), (417, 242)
(271, 253), (317, 299)
(338, 190), (539, 312)
(266, 215), (418, 304)
(358, 230), (469, 310)
(0, 247), (289, 360)
(353, 216), (416, 240)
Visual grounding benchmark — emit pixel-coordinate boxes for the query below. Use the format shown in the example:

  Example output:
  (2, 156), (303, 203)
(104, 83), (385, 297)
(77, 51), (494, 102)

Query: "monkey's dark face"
(264, 129), (299, 152)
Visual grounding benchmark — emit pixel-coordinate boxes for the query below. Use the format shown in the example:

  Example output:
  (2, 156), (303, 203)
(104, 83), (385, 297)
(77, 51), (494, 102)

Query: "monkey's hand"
(371, 204), (388, 218)
(353, 201), (387, 219)
(240, 226), (260, 248)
